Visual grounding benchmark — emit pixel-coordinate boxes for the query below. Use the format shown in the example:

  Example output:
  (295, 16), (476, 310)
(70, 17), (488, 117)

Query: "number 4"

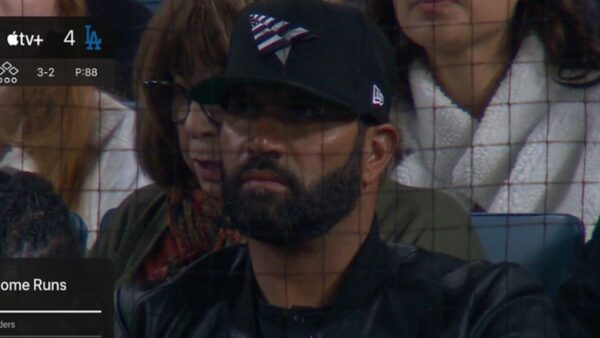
(64, 29), (75, 46)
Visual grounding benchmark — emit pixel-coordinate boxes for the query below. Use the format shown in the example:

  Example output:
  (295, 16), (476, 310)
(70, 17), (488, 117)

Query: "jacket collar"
(227, 220), (391, 336)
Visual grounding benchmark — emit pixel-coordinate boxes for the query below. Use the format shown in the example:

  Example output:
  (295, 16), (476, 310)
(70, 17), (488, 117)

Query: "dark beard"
(221, 139), (362, 246)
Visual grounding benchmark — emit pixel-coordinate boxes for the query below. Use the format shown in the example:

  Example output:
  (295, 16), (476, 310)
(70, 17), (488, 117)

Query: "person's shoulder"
(89, 184), (167, 258)
(118, 184), (167, 208)
(137, 244), (247, 309)
(100, 184), (168, 232)
(118, 245), (248, 336)
(379, 180), (467, 211)
(148, 245), (247, 297)
(388, 244), (558, 337)
(377, 179), (483, 260)
(385, 242), (541, 295)
(385, 242), (468, 278)
(385, 243), (556, 336)
(377, 179), (470, 231)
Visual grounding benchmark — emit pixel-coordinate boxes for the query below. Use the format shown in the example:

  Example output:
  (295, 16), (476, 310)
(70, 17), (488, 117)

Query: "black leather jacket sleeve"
(437, 260), (559, 338)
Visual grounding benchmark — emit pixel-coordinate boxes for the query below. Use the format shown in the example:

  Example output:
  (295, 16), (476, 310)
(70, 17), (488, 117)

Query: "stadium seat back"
(471, 213), (585, 297)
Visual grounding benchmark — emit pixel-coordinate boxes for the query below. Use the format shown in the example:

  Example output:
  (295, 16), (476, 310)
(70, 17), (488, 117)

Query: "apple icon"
(7, 31), (18, 46)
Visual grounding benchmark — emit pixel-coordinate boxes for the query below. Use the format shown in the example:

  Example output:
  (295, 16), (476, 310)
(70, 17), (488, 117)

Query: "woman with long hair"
(90, 0), (250, 287)
(0, 0), (150, 248)
(368, 0), (600, 238)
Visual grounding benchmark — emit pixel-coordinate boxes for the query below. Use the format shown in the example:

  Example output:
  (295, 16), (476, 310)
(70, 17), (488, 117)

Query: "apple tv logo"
(6, 31), (44, 47)
(6, 31), (18, 46)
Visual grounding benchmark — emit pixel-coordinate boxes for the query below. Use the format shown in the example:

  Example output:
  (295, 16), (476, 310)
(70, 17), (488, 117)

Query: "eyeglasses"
(143, 80), (222, 127)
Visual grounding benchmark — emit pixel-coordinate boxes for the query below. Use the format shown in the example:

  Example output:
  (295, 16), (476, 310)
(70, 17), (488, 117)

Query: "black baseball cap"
(189, 0), (397, 124)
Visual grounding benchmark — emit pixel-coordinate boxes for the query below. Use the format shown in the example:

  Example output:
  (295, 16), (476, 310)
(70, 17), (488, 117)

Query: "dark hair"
(134, 0), (252, 187)
(0, 171), (81, 258)
(366, 0), (600, 95)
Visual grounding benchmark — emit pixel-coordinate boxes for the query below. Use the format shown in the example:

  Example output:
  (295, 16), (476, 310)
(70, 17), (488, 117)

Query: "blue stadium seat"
(471, 213), (585, 298)
(68, 212), (89, 254)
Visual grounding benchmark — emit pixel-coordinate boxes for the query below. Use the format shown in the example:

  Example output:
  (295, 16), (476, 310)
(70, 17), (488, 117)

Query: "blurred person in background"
(0, 0), (150, 249)
(0, 170), (81, 258)
(368, 0), (600, 239)
(91, 0), (484, 289)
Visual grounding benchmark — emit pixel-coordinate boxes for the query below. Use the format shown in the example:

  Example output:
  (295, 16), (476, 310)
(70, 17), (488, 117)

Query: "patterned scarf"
(140, 184), (240, 281)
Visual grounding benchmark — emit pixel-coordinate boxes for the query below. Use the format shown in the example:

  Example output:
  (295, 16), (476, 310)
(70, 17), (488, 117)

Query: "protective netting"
(0, 0), (598, 336)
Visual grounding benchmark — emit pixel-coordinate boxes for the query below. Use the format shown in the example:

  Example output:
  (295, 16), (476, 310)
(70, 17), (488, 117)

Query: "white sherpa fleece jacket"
(393, 35), (600, 240)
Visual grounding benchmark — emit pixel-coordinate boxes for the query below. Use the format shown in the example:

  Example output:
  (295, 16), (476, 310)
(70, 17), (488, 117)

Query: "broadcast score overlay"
(0, 259), (113, 338)
(0, 18), (115, 86)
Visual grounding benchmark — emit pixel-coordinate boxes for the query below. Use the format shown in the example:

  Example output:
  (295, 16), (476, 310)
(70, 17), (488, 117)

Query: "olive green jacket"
(376, 179), (483, 260)
(90, 180), (483, 287)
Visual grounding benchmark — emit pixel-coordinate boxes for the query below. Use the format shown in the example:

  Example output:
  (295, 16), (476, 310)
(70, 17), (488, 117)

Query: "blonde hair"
(0, 0), (103, 209)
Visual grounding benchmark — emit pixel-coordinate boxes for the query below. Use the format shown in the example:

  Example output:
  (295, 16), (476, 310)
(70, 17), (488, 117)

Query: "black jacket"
(117, 225), (558, 338)
(556, 223), (600, 338)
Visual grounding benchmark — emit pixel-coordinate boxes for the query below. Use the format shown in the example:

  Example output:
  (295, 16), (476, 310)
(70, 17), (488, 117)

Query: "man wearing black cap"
(116, 1), (558, 337)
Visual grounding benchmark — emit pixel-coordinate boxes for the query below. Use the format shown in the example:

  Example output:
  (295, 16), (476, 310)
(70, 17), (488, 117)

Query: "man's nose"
(246, 116), (285, 159)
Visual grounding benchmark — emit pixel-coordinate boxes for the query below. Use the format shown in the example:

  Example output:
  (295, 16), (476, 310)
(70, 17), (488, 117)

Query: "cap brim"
(189, 76), (360, 119)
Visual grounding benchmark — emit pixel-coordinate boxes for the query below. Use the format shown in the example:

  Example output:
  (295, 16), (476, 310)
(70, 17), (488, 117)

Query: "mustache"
(230, 156), (300, 192)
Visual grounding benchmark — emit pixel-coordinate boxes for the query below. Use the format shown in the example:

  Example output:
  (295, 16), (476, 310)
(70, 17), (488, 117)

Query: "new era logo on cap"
(372, 84), (384, 107)
(249, 14), (311, 65)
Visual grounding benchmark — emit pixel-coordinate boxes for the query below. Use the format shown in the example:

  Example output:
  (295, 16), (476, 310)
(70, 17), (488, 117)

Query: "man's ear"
(361, 123), (398, 187)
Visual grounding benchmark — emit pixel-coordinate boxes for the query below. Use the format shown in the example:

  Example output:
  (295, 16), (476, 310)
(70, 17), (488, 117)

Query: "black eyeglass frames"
(143, 80), (223, 127)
